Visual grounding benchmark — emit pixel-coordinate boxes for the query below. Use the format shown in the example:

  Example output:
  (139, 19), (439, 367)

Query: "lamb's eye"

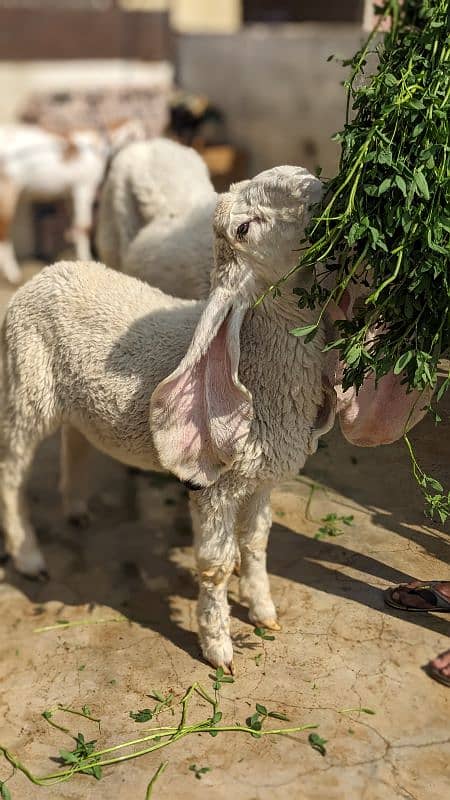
(236, 221), (250, 240)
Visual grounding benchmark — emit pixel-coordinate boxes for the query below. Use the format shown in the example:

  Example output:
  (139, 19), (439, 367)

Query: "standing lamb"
(95, 138), (216, 299)
(0, 119), (144, 284)
(0, 165), (425, 669)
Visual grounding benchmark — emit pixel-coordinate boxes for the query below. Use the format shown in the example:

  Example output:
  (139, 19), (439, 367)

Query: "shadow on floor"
(2, 435), (448, 664)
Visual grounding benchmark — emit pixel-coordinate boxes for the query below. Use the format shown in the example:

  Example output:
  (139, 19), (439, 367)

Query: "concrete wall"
(177, 24), (363, 177)
(0, 60), (172, 123)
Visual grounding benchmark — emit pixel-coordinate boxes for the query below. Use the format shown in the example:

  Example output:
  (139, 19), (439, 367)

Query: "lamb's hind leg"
(0, 429), (48, 578)
(60, 424), (93, 526)
(190, 487), (239, 672)
(237, 485), (280, 631)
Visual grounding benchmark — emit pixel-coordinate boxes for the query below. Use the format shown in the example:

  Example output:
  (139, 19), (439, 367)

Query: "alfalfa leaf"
(394, 350), (414, 374)
(290, 323), (318, 338)
(414, 169), (430, 200)
(308, 732), (327, 756)
(395, 174), (407, 196)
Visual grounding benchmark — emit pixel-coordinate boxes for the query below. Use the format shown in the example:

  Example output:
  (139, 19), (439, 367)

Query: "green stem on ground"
(0, 683), (318, 789)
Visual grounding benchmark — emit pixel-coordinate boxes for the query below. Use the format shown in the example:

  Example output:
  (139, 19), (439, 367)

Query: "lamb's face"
(213, 165), (323, 296)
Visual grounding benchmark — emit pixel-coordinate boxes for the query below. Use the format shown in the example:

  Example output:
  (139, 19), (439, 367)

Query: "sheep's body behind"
(96, 138), (216, 299)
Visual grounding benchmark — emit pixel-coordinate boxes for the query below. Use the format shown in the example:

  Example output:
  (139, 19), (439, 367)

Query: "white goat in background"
(0, 119), (144, 284)
(96, 138), (216, 299)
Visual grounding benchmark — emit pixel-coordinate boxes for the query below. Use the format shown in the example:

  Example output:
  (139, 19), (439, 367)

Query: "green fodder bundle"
(291, 0), (449, 519)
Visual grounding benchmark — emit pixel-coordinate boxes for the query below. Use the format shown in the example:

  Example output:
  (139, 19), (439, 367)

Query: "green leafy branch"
(0, 679), (318, 794)
(289, 0), (449, 522)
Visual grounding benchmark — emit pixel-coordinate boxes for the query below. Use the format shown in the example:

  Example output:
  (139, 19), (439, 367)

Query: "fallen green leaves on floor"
(309, 732), (328, 757)
(253, 626), (276, 641)
(59, 732), (102, 781)
(0, 674), (318, 796)
(315, 513), (354, 540)
(189, 764), (211, 780)
(130, 692), (175, 724)
(130, 709), (154, 724)
(246, 704), (290, 737)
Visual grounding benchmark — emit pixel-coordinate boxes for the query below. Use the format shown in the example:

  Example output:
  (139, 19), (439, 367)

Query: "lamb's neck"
(239, 299), (326, 481)
(241, 291), (326, 401)
(255, 285), (318, 331)
(247, 260), (315, 318)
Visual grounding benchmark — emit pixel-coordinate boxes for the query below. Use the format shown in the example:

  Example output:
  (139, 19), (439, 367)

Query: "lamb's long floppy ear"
(150, 287), (253, 487)
(326, 290), (431, 447)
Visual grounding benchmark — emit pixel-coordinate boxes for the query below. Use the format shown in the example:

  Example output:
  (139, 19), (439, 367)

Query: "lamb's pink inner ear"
(151, 310), (252, 487)
(206, 315), (253, 461)
(151, 351), (216, 485)
(339, 372), (431, 447)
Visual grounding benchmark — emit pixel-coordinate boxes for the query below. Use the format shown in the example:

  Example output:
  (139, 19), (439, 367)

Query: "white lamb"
(0, 166), (331, 670)
(0, 119), (144, 284)
(0, 165), (426, 670)
(95, 138), (216, 299)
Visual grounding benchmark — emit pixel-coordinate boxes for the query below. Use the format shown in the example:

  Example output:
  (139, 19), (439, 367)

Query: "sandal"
(425, 662), (450, 687)
(384, 581), (450, 613)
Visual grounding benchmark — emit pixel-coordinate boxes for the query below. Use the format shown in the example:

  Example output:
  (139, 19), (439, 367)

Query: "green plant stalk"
(33, 617), (125, 633)
(145, 762), (168, 800)
(0, 684), (317, 789)
(41, 715), (69, 735)
(56, 705), (101, 725)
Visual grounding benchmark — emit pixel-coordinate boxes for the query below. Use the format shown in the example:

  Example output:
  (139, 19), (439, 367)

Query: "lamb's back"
(4, 260), (201, 409)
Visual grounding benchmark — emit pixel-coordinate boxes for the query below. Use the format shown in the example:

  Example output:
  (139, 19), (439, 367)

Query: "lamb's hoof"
(14, 549), (48, 580)
(201, 636), (234, 673)
(259, 619), (281, 631)
(248, 604), (280, 631)
(215, 659), (235, 676)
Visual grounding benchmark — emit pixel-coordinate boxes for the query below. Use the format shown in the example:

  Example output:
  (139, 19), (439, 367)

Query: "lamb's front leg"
(190, 488), (238, 672)
(237, 485), (280, 631)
